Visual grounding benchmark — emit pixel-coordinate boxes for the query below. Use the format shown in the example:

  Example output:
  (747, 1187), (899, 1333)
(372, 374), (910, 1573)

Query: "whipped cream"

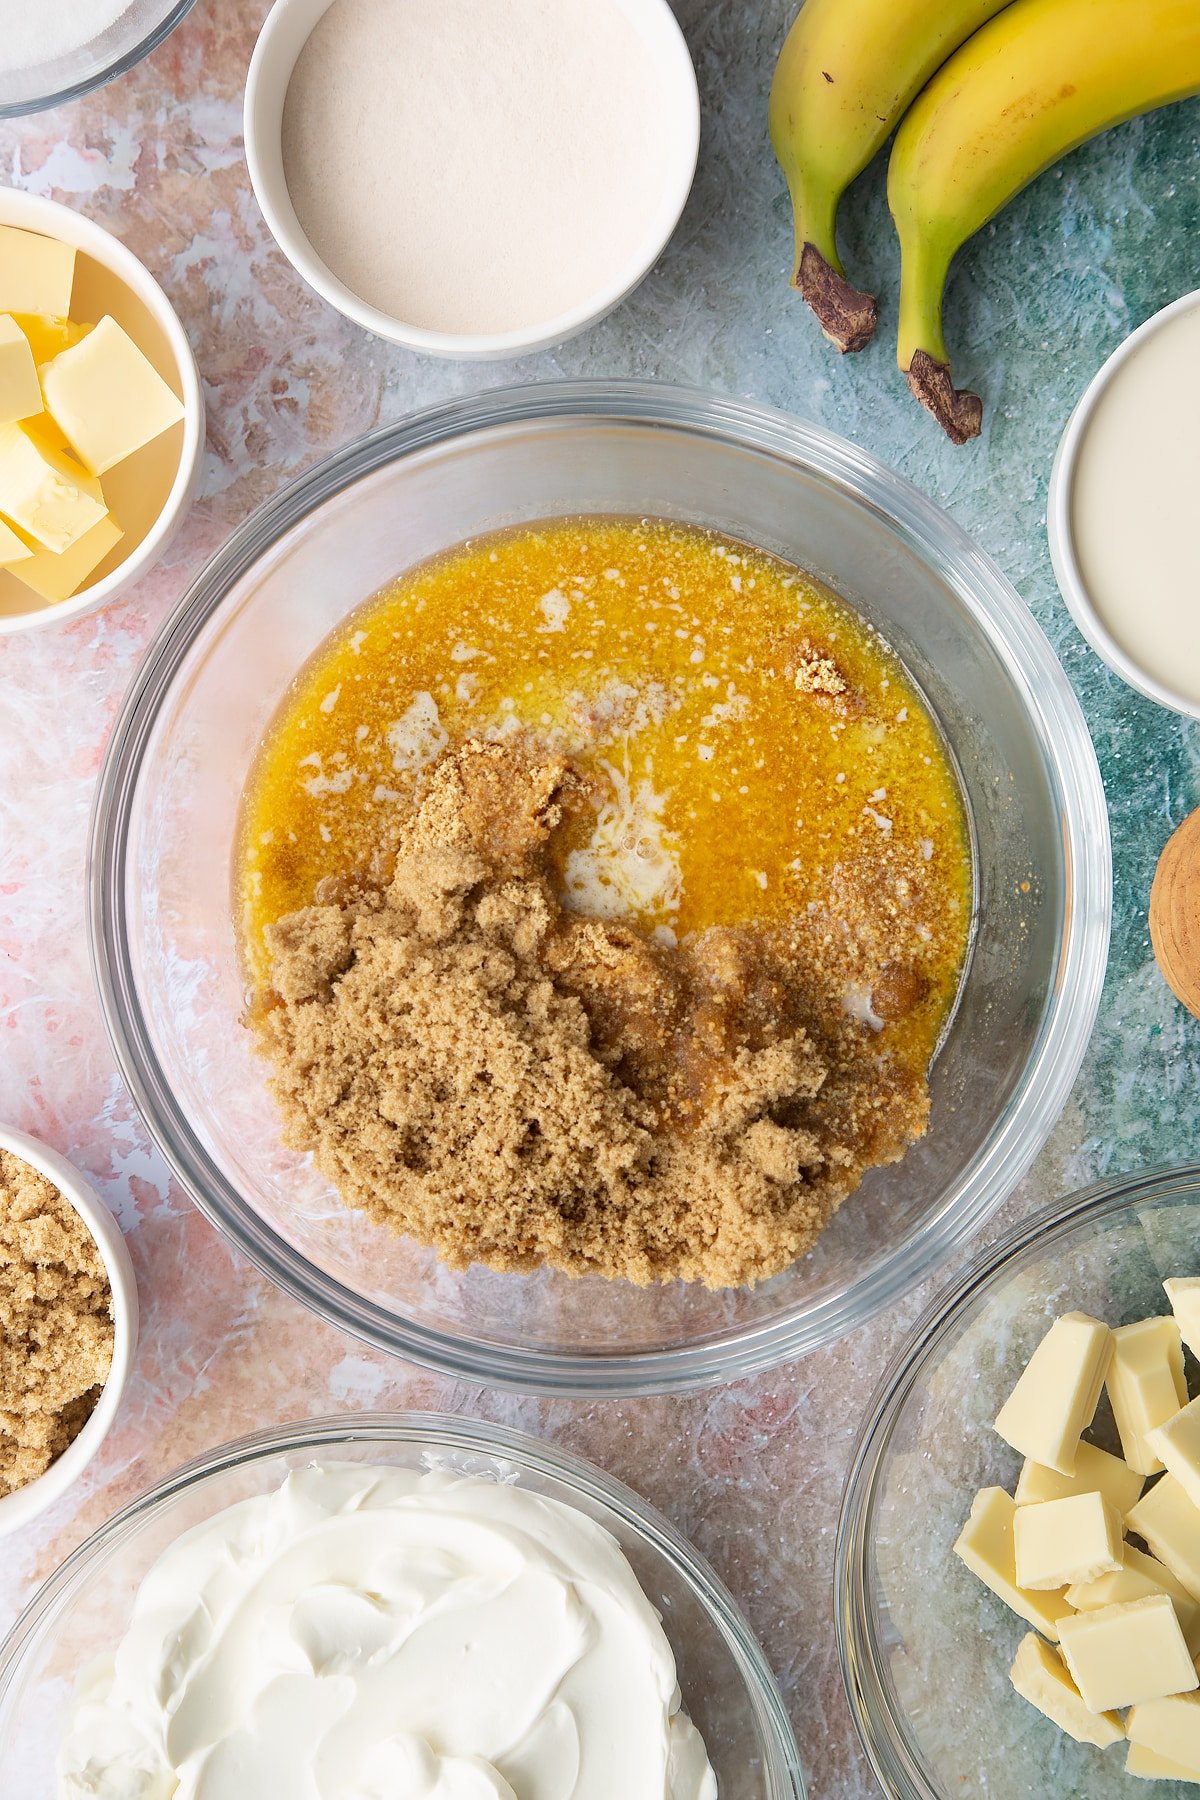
(59, 1464), (718, 1800)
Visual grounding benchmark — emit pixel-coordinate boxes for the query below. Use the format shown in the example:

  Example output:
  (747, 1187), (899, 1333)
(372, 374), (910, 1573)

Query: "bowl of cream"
(0, 1414), (806, 1796)
(244, 0), (701, 359)
(1048, 289), (1200, 720)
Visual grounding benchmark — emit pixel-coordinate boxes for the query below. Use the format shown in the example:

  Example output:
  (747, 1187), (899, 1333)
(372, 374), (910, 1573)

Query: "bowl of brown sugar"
(89, 383), (1111, 1395)
(0, 1127), (137, 1535)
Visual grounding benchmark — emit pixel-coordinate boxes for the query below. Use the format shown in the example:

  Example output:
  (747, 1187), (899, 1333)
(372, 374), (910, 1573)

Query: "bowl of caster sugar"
(246, 0), (701, 358)
(0, 0), (198, 117)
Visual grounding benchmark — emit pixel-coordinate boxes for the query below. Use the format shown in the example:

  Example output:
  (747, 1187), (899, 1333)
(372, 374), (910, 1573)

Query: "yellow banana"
(890, 0), (1200, 443)
(768, 0), (1013, 352)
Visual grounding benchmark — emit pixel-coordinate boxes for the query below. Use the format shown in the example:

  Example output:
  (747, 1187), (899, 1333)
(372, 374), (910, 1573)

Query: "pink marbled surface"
(0, 2), (1185, 1794)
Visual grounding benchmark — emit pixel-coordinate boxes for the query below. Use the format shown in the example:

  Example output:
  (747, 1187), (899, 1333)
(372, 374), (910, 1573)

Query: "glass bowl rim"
(0, 0), (198, 119)
(87, 377), (1112, 1396)
(0, 1408), (807, 1798)
(834, 1158), (1200, 1800)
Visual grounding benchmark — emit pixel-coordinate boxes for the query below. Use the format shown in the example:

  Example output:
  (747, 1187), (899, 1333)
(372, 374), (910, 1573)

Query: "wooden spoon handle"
(1150, 806), (1200, 1020)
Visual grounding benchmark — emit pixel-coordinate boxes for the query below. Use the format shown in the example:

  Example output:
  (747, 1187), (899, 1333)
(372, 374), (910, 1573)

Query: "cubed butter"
(1058, 1595), (1199, 1712)
(953, 1487), (1074, 1640)
(1108, 1317), (1188, 1475)
(1015, 1440), (1144, 1517)
(1128, 1476), (1200, 1602)
(0, 316), (42, 425)
(1148, 1398), (1200, 1514)
(1165, 1278), (1200, 1362)
(1128, 1691), (1200, 1774)
(0, 516), (31, 564)
(9, 313), (90, 368)
(0, 419), (105, 553)
(41, 315), (184, 477)
(0, 226), (76, 317)
(1127, 1740), (1200, 1782)
(994, 1311), (1113, 1475)
(1068, 1545), (1200, 1657)
(1009, 1631), (1124, 1747)
(8, 512), (123, 603)
(1014, 1490), (1124, 1589)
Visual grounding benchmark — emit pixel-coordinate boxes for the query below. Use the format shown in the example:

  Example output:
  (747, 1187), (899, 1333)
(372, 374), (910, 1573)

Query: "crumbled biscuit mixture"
(0, 1150), (114, 1496)
(254, 741), (933, 1288)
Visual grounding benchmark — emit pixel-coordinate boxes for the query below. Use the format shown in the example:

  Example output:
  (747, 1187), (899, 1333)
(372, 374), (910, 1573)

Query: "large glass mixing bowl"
(0, 1413), (806, 1796)
(89, 381), (1111, 1393)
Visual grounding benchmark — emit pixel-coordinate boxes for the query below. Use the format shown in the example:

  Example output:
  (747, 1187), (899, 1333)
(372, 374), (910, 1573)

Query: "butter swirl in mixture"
(58, 1465), (718, 1800)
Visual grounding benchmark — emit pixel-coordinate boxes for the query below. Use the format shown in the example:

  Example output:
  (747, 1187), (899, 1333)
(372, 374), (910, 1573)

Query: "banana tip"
(905, 351), (983, 445)
(795, 245), (877, 354)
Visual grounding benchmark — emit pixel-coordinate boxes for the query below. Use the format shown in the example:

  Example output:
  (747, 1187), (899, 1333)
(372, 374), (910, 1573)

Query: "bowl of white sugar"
(0, 0), (197, 117)
(245, 0), (701, 359)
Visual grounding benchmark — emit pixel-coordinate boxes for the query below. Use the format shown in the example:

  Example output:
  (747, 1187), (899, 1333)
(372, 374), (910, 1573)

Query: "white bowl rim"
(0, 188), (206, 637)
(0, 1125), (138, 1538)
(244, 0), (701, 359)
(0, 1410), (808, 1797)
(1047, 287), (1200, 722)
(834, 1158), (1200, 1800)
(86, 378), (1113, 1396)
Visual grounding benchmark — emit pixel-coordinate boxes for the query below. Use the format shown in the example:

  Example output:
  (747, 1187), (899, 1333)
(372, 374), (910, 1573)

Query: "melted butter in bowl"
(238, 518), (972, 1288)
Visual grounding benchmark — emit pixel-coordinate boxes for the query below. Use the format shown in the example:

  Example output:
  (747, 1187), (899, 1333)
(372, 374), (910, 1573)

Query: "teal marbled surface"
(0, 3), (1197, 1794)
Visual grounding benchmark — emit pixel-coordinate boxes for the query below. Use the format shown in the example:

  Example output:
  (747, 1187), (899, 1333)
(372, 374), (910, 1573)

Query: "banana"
(768, 0), (1013, 352)
(890, 0), (1200, 443)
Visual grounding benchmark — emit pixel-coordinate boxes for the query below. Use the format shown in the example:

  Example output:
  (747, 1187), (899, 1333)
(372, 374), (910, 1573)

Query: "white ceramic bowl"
(0, 190), (205, 636)
(245, 0), (701, 359)
(0, 1127), (138, 1539)
(1047, 289), (1200, 721)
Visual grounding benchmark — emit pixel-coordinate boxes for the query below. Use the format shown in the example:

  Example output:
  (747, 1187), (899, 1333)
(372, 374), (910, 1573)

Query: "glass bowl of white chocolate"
(838, 1162), (1200, 1798)
(0, 1413), (805, 1796)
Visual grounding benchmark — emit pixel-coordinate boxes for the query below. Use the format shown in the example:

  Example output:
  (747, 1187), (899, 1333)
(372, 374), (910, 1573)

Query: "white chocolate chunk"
(994, 1312), (1113, 1475)
(41, 315), (184, 477)
(1014, 1491), (1124, 1590)
(1068, 1545), (1200, 1656)
(953, 1487), (1073, 1640)
(1128, 1691), (1200, 1775)
(1149, 1398), (1200, 1513)
(1108, 1317), (1188, 1475)
(1128, 1476), (1200, 1602)
(1127, 1740), (1200, 1782)
(1015, 1440), (1144, 1517)
(0, 225), (75, 316)
(1058, 1595), (1198, 1713)
(1009, 1631), (1124, 1748)
(1165, 1279), (1200, 1362)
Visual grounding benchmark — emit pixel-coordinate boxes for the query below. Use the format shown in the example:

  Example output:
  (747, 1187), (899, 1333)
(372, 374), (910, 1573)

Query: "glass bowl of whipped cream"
(0, 1413), (805, 1797)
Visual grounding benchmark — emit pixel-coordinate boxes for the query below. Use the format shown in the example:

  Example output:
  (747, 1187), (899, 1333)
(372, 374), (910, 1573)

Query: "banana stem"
(780, 167), (877, 354)
(896, 228), (982, 444)
(785, 172), (878, 354)
(895, 227), (953, 372)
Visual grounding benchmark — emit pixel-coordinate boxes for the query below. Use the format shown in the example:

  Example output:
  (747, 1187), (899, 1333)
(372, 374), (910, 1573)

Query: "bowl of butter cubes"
(838, 1164), (1200, 1797)
(0, 189), (204, 633)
